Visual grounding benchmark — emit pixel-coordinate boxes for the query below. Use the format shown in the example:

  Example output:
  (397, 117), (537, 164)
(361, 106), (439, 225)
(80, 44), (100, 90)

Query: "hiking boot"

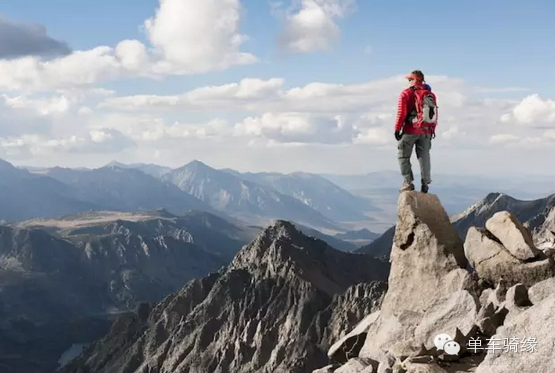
(399, 181), (415, 192)
(421, 184), (429, 193)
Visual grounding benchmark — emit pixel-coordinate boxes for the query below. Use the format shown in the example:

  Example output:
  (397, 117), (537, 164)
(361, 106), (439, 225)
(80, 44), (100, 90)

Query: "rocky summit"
(315, 191), (555, 373)
(356, 192), (555, 259)
(60, 221), (390, 373)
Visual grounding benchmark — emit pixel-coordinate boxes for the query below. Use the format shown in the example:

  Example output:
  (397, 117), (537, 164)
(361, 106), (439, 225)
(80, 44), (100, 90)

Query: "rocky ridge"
(60, 221), (390, 373)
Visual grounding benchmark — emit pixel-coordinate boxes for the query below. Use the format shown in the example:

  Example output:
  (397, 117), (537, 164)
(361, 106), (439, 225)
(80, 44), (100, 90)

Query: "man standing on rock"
(394, 70), (438, 193)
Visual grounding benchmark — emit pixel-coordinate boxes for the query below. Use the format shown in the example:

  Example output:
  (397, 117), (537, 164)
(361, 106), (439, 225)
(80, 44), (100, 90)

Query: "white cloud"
(354, 127), (390, 145)
(442, 126), (465, 140)
(115, 39), (150, 74)
(186, 78), (284, 101)
(99, 78), (285, 111)
(500, 94), (555, 125)
(78, 106), (93, 116)
(0, 0), (256, 92)
(489, 134), (519, 144)
(0, 47), (123, 91)
(235, 112), (357, 144)
(278, 0), (355, 53)
(1, 94), (72, 116)
(144, 0), (256, 74)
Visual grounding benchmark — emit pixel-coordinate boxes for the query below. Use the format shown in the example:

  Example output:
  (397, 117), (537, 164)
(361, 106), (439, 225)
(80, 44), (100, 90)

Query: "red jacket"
(394, 85), (437, 135)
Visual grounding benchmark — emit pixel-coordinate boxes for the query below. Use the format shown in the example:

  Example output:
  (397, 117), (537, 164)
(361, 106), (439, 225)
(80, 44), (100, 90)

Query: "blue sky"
(0, 0), (554, 175)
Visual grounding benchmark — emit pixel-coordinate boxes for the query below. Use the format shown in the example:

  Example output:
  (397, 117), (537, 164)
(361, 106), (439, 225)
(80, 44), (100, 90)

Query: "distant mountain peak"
(104, 160), (127, 168)
(232, 220), (326, 271)
(0, 158), (15, 170)
(230, 220), (389, 296)
(483, 192), (511, 204)
(186, 159), (211, 169)
(172, 160), (216, 176)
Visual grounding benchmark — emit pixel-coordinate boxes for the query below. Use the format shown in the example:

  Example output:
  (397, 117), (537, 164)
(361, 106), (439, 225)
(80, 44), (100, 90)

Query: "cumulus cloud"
(0, 16), (71, 59)
(0, 47), (124, 91)
(500, 94), (555, 126)
(144, 0), (256, 74)
(0, 0), (256, 91)
(235, 112), (357, 144)
(277, 0), (355, 53)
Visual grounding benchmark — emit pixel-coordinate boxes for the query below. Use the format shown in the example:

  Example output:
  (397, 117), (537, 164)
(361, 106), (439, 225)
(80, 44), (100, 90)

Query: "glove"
(395, 131), (403, 141)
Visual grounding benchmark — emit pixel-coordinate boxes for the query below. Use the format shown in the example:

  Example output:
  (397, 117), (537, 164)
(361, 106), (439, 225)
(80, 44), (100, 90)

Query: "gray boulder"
(485, 211), (541, 260)
(528, 277), (555, 304)
(464, 227), (555, 287)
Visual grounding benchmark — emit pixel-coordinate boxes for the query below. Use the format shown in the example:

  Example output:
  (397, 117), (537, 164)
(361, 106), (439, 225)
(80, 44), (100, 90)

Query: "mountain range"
(222, 169), (378, 221)
(58, 190), (555, 373)
(0, 210), (254, 373)
(11, 157), (555, 236)
(2, 158), (382, 234)
(161, 161), (343, 231)
(60, 221), (390, 373)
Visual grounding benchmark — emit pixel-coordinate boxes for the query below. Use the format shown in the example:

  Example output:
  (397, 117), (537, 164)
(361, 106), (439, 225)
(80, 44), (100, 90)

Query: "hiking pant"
(397, 133), (432, 185)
